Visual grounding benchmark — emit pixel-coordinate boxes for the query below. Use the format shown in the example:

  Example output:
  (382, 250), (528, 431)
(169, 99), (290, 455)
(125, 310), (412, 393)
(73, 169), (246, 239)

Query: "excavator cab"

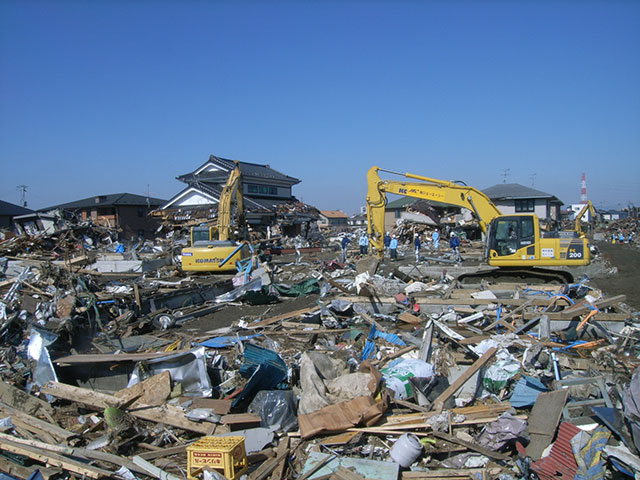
(191, 226), (214, 245)
(488, 215), (536, 257)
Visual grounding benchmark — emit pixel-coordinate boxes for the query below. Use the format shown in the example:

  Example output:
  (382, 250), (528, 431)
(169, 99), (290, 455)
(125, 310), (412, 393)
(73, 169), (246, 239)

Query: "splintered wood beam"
(41, 382), (213, 434)
(432, 347), (498, 412)
(0, 437), (114, 478)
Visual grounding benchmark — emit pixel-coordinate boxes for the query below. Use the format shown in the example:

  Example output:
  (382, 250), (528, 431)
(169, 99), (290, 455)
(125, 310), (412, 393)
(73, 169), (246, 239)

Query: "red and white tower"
(580, 172), (588, 204)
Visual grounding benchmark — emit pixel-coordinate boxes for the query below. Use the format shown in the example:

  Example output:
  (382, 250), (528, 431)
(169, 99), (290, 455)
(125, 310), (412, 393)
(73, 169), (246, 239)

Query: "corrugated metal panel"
(531, 422), (581, 480)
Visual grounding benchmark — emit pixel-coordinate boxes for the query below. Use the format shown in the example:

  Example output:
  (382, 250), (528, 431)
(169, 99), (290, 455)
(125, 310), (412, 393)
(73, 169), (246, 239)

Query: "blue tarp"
(510, 375), (549, 407)
(199, 334), (262, 349)
(233, 343), (289, 408)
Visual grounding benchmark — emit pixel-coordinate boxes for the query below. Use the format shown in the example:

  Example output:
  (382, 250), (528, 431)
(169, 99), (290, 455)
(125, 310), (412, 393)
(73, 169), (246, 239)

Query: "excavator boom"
(367, 166), (502, 256)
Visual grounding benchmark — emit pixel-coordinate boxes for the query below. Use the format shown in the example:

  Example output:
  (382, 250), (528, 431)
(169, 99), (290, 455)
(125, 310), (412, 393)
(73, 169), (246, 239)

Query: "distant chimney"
(580, 173), (588, 204)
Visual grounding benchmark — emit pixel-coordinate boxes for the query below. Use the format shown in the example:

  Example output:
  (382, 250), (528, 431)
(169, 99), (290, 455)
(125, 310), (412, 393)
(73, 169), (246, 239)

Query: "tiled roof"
(41, 193), (167, 211)
(179, 155), (300, 186)
(483, 183), (558, 201)
(385, 196), (461, 210)
(0, 200), (33, 217)
(320, 210), (348, 218)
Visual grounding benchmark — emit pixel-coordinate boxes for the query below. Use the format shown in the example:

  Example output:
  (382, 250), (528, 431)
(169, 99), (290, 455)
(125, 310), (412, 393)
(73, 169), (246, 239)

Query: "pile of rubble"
(0, 228), (639, 480)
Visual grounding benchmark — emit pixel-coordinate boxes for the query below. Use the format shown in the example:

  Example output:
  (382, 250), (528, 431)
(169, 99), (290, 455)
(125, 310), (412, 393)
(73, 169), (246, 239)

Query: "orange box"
(186, 436), (248, 480)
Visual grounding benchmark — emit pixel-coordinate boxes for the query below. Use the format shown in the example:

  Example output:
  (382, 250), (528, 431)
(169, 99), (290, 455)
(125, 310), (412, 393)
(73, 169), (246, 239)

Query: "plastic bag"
(482, 349), (520, 393)
(382, 359), (434, 400)
(248, 390), (298, 432)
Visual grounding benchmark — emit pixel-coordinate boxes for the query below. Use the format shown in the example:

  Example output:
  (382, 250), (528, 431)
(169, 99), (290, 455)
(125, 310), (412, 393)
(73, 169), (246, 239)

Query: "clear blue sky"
(1, 1), (639, 214)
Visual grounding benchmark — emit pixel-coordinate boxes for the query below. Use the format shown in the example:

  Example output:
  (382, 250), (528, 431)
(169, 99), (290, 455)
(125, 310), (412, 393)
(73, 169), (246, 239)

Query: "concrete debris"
(0, 216), (638, 479)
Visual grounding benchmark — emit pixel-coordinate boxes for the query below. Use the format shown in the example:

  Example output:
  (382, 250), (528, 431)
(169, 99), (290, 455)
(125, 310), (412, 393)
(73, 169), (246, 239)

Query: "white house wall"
(176, 191), (218, 207)
(164, 188), (219, 209)
(493, 200), (550, 219)
(194, 163), (226, 175)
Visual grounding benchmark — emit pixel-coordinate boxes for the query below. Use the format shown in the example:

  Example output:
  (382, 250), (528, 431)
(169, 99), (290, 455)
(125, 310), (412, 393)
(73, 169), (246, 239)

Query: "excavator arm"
(366, 166), (502, 257)
(574, 200), (596, 238)
(217, 161), (246, 241)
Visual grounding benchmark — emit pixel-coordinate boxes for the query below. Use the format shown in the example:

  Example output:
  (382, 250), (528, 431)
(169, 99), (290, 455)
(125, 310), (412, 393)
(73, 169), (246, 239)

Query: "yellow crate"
(186, 436), (248, 480)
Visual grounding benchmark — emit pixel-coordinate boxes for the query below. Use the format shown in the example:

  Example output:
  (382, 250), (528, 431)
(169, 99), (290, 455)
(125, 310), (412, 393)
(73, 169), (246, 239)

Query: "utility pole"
(529, 174), (536, 187)
(16, 185), (28, 207)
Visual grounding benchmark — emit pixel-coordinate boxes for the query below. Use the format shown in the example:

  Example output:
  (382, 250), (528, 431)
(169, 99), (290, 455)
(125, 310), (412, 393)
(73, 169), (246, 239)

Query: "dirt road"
(592, 241), (640, 310)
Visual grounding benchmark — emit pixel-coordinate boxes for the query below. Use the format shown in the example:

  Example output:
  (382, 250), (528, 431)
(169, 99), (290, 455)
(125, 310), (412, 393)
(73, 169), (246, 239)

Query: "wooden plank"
(320, 274), (352, 295)
(336, 296), (548, 307)
(559, 294), (626, 318)
(371, 346), (417, 367)
(137, 444), (188, 460)
(41, 382), (213, 434)
(457, 335), (565, 348)
(222, 413), (262, 427)
(132, 456), (182, 480)
(0, 432), (148, 476)
(402, 468), (487, 479)
(10, 416), (57, 444)
(189, 398), (232, 414)
(267, 328), (351, 335)
(522, 311), (629, 321)
(269, 436), (289, 480)
(398, 312), (422, 325)
(53, 350), (189, 365)
(0, 402), (74, 441)
(133, 283), (142, 309)
(319, 431), (361, 446)
(0, 455), (61, 480)
(482, 301), (533, 332)
(526, 389), (569, 460)
(0, 437), (113, 478)
(432, 347), (498, 411)
(0, 381), (53, 415)
(430, 431), (509, 461)
(331, 466), (367, 480)
(359, 311), (385, 331)
(247, 307), (316, 329)
(249, 437), (289, 480)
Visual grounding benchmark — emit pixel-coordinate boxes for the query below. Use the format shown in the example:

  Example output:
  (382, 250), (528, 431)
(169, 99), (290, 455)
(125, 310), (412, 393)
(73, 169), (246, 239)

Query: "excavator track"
(458, 267), (574, 285)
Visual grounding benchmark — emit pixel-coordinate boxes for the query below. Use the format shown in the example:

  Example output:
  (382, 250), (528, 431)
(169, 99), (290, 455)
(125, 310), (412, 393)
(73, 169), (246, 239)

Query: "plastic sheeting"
(482, 349), (520, 393)
(27, 327), (59, 388)
(475, 412), (528, 450)
(248, 390), (298, 432)
(621, 367), (640, 453)
(273, 278), (320, 297)
(572, 426), (611, 480)
(127, 347), (212, 397)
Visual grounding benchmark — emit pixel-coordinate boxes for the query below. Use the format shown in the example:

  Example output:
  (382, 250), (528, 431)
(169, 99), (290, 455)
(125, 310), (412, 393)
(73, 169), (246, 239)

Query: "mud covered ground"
(591, 241), (640, 310)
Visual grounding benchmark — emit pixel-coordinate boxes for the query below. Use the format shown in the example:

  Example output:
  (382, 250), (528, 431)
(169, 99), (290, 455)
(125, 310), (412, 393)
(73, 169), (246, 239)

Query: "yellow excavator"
(573, 200), (597, 238)
(181, 161), (251, 272)
(366, 167), (593, 282)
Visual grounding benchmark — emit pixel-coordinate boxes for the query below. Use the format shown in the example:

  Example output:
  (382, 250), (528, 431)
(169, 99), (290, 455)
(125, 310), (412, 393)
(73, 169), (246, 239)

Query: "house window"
(137, 207), (145, 217)
(248, 184), (278, 195)
(515, 199), (535, 212)
(97, 207), (115, 216)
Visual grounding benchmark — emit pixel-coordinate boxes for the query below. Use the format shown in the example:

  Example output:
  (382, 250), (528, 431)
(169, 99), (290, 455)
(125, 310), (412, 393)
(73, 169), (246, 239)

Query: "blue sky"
(1, 1), (639, 214)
